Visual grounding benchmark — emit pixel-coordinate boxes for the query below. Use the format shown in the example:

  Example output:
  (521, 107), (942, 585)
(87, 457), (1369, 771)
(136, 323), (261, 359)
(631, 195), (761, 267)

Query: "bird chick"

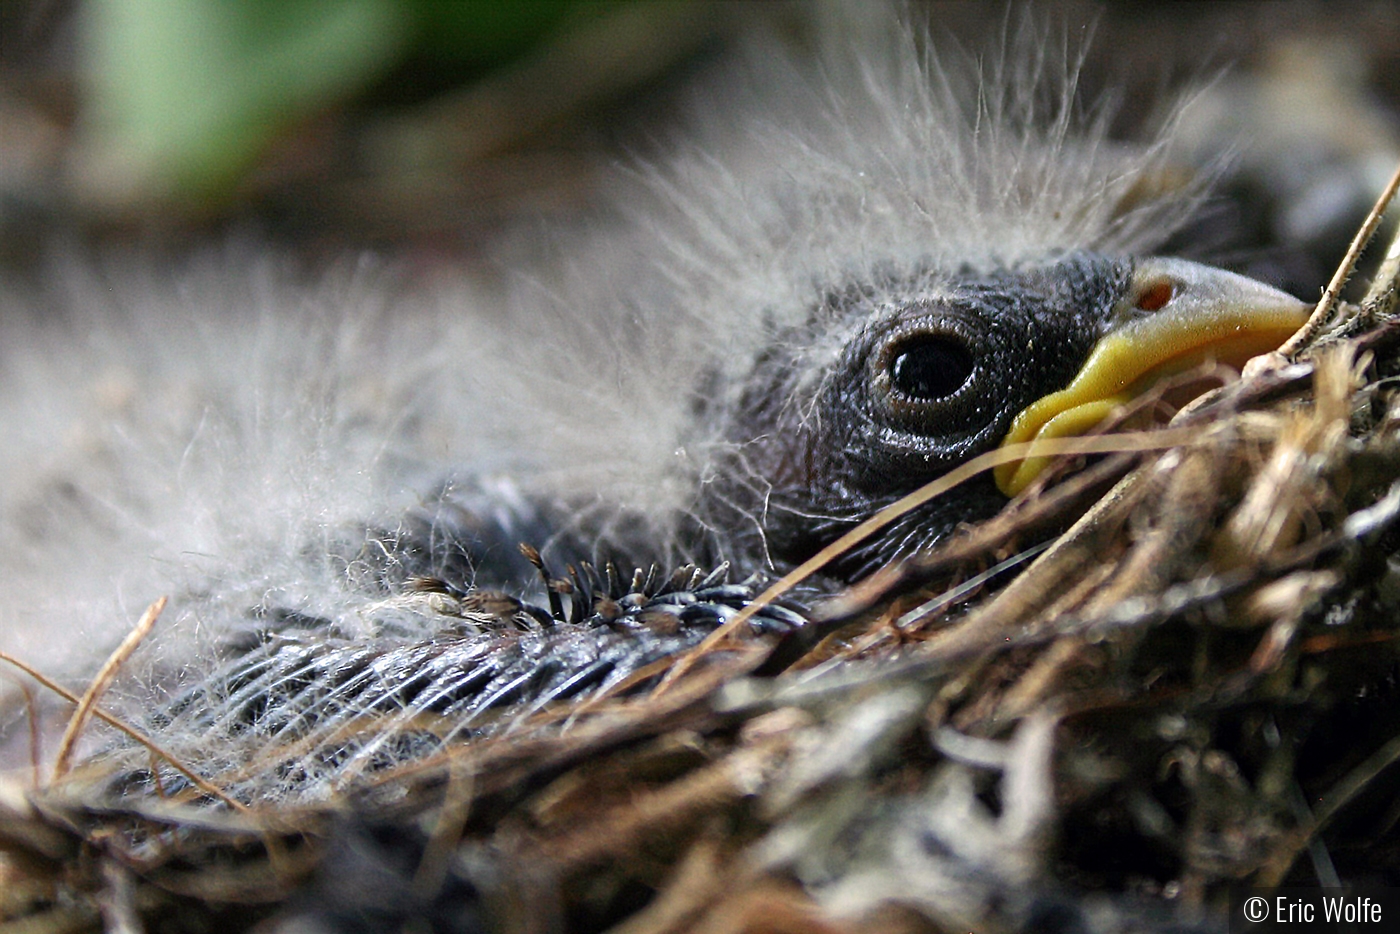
(0, 11), (1308, 798)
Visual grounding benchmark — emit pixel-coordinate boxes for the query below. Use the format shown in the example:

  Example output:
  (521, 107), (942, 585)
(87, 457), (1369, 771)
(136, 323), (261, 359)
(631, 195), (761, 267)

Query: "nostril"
(1135, 279), (1175, 312)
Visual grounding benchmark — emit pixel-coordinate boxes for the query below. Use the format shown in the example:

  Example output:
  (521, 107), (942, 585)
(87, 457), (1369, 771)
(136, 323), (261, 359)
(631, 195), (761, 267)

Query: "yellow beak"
(994, 258), (1310, 497)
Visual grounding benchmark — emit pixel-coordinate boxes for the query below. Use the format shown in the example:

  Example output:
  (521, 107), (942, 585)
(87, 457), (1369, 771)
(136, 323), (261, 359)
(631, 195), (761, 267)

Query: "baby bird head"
(700, 255), (1307, 579)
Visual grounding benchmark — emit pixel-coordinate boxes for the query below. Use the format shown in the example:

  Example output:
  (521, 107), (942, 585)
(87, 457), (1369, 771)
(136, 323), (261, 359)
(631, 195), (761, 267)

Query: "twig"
(15, 680), (41, 789)
(98, 859), (146, 934)
(1257, 730), (1400, 887)
(1279, 157), (1400, 358)
(411, 758), (475, 900)
(1361, 208), (1400, 311)
(52, 597), (167, 782)
(0, 649), (248, 812)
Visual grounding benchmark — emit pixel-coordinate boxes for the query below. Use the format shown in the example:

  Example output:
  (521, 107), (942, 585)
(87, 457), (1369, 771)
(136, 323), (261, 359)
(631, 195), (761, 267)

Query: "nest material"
(7, 217), (1400, 934)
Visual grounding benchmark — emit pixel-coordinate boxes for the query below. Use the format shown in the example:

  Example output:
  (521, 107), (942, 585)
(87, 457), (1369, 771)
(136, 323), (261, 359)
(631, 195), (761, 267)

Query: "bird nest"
(6, 191), (1400, 934)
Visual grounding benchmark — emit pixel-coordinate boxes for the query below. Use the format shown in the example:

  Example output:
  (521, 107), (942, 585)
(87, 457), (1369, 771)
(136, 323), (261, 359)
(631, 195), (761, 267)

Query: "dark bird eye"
(889, 337), (974, 400)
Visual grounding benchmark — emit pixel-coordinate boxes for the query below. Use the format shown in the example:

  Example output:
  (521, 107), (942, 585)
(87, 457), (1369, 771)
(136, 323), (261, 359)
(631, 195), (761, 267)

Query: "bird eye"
(889, 336), (974, 400)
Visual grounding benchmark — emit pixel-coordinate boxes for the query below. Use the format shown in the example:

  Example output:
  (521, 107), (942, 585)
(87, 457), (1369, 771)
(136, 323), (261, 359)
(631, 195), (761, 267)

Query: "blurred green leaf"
(78, 0), (411, 205)
(73, 0), (644, 211)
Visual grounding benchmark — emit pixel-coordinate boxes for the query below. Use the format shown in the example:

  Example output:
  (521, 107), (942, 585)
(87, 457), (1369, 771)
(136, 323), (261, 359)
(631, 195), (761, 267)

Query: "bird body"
(0, 10), (1307, 801)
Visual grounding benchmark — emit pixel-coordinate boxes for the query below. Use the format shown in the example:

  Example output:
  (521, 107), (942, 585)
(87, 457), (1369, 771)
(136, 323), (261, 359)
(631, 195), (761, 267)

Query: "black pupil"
(890, 337), (973, 400)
